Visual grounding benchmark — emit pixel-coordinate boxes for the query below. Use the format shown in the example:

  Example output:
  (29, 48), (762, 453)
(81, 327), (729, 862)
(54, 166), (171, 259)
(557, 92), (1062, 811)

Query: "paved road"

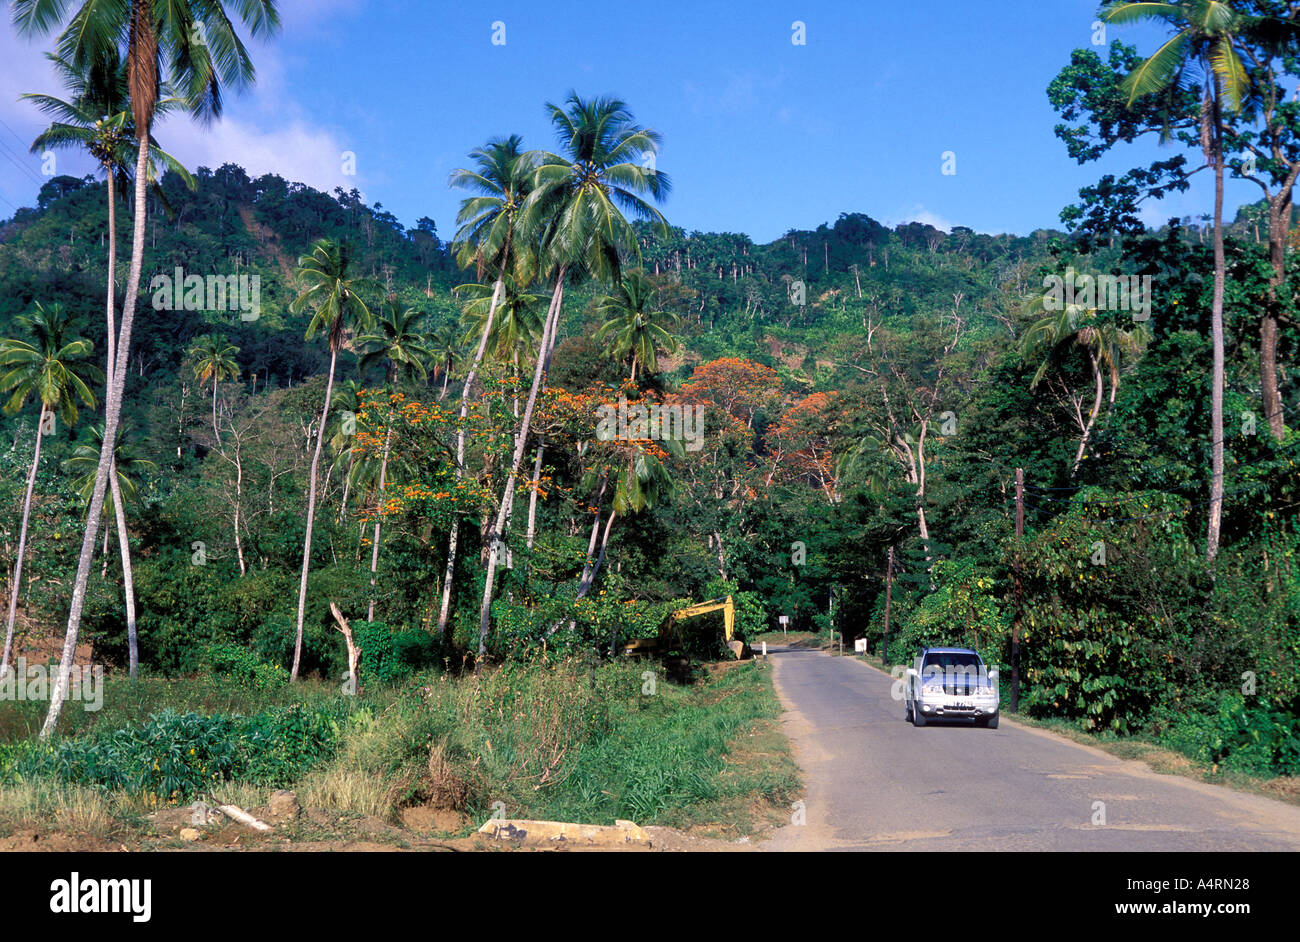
(762, 646), (1300, 851)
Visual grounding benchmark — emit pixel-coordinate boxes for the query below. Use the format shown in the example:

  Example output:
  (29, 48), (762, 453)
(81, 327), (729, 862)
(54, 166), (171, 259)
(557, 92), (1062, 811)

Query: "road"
(762, 646), (1300, 851)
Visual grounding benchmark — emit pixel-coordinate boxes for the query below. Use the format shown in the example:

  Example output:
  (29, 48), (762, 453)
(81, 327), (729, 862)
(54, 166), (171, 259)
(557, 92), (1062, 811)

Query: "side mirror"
(987, 668), (1000, 682)
(905, 668), (919, 678)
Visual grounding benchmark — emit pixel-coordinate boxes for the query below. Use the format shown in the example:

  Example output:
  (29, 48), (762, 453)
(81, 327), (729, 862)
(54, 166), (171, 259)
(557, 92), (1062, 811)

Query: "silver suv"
(905, 647), (1000, 728)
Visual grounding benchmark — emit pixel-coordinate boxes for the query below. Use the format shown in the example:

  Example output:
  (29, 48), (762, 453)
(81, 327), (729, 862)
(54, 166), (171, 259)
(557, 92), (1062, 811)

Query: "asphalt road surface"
(762, 646), (1300, 851)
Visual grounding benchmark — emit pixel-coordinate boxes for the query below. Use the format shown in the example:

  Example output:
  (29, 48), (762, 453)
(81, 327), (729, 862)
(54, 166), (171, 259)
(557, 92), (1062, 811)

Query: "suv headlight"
(921, 683), (945, 696)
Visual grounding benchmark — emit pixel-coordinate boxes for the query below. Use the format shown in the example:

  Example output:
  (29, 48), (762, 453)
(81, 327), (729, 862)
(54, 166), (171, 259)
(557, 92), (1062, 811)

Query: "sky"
(0, 0), (1269, 243)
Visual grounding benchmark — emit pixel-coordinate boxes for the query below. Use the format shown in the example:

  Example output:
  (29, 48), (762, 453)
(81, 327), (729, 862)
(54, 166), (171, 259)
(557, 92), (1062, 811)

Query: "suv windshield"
(922, 652), (984, 685)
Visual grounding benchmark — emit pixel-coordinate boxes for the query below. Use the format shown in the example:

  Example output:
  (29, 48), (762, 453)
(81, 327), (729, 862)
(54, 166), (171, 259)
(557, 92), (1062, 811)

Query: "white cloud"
(0, 3), (362, 215)
(886, 204), (956, 232)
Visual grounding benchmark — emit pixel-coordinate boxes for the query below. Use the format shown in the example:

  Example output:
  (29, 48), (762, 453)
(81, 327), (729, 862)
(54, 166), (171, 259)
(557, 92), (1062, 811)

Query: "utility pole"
(1011, 468), (1024, 713)
(882, 545), (894, 662)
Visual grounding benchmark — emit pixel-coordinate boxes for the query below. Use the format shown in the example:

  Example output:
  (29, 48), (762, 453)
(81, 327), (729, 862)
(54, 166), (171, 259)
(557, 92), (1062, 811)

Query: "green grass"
(0, 656), (800, 842)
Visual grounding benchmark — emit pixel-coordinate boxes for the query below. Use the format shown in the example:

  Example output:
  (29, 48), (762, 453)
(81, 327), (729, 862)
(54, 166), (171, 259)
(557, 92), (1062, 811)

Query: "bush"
(203, 641), (290, 690)
(352, 622), (440, 685)
(1154, 693), (1300, 776)
(6, 704), (346, 803)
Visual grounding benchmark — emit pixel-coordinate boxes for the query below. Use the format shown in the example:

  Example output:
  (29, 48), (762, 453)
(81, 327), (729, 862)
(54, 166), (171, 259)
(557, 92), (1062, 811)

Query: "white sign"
(854, 638), (867, 653)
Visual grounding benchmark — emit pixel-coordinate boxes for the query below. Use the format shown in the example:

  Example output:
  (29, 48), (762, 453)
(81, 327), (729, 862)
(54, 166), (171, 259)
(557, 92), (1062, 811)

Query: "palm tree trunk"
(1071, 351), (1103, 477)
(291, 345), (338, 681)
(575, 474), (608, 593)
(578, 508), (616, 598)
(1263, 192), (1289, 440)
(436, 275), (504, 639)
(110, 463), (138, 678)
(524, 282), (566, 550)
(212, 379), (220, 444)
(42, 137), (151, 739)
(366, 419), (393, 623)
(106, 172), (117, 388)
(478, 265), (566, 659)
(1, 404), (47, 677)
(1207, 88), (1226, 564)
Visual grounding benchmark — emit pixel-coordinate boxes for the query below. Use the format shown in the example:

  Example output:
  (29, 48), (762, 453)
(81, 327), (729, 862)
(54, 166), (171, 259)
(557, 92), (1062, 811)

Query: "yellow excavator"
(623, 596), (748, 660)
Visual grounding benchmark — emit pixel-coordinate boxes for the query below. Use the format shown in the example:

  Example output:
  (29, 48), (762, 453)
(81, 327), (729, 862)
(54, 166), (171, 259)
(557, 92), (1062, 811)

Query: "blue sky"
(0, 0), (1265, 242)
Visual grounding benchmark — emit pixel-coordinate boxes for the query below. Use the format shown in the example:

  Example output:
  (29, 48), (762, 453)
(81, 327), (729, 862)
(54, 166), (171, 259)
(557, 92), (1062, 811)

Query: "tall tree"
(438, 135), (535, 641)
(475, 93), (671, 660)
(288, 238), (372, 680)
(0, 303), (101, 677)
(357, 296), (432, 622)
(16, 0), (281, 739)
(188, 334), (240, 444)
(1105, 0), (1255, 561)
(62, 423), (155, 676)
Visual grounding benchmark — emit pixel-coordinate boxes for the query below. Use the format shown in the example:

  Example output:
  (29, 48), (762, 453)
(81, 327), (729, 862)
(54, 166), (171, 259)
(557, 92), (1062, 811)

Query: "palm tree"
(188, 334), (240, 444)
(15, 0), (282, 739)
(594, 269), (681, 381)
(1021, 302), (1149, 476)
(62, 423), (154, 677)
(357, 297), (432, 622)
(1104, 0), (1253, 561)
(288, 238), (373, 680)
(475, 93), (671, 660)
(428, 324), (461, 401)
(24, 48), (193, 390)
(436, 136), (536, 642)
(457, 276), (544, 374)
(0, 303), (101, 677)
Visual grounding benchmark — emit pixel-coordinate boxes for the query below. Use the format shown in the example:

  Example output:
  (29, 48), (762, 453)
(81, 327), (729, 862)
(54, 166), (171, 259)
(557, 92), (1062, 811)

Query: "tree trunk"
(42, 137), (151, 739)
(1263, 191), (1290, 440)
(1, 404), (47, 676)
(575, 474), (608, 594)
(436, 275), (504, 640)
(291, 345), (338, 681)
(523, 281), (566, 551)
(579, 510), (616, 598)
(1207, 89), (1226, 564)
(366, 419), (393, 623)
(110, 463), (138, 678)
(478, 265), (567, 659)
(1071, 350), (1103, 477)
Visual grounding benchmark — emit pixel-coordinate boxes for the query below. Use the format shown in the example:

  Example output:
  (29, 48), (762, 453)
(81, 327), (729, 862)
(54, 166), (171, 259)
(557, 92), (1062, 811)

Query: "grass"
(0, 655), (801, 844)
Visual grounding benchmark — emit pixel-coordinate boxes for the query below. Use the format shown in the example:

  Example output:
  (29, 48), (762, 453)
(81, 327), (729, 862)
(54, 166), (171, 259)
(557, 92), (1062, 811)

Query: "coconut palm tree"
(357, 297), (433, 621)
(428, 324), (460, 400)
(1104, 0), (1254, 561)
(188, 334), (240, 444)
(457, 276), (544, 373)
(288, 238), (373, 680)
(0, 303), (102, 677)
(594, 269), (681, 381)
(475, 93), (671, 660)
(1021, 302), (1149, 476)
(62, 423), (155, 677)
(15, 0), (282, 739)
(436, 136), (536, 642)
(24, 48), (194, 388)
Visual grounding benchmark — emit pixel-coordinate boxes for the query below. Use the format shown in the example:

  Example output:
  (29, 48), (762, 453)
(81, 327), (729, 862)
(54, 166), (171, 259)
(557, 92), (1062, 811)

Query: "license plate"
(953, 702), (972, 710)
